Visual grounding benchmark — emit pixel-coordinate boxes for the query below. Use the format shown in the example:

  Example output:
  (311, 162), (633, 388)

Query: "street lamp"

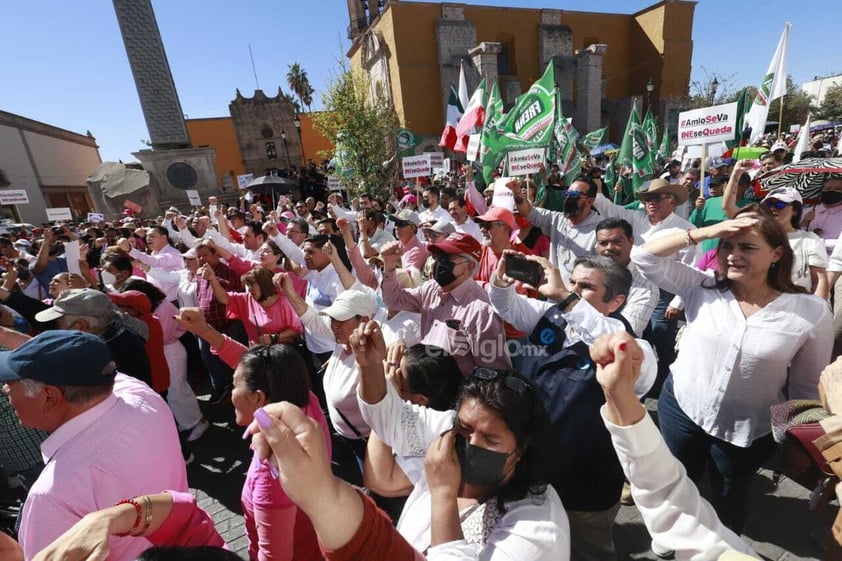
(281, 129), (290, 170)
(646, 78), (654, 113)
(710, 77), (720, 104)
(294, 115), (305, 166)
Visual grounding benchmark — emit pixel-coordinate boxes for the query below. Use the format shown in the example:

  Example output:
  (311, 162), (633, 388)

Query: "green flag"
(605, 155), (619, 203)
(617, 102), (653, 200)
(553, 91), (582, 185)
(657, 124), (671, 165)
(726, 89), (749, 150)
(480, 63), (557, 181)
(396, 128), (421, 157)
(479, 82), (505, 182)
(580, 127), (607, 151)
(642, 109), (658, 169)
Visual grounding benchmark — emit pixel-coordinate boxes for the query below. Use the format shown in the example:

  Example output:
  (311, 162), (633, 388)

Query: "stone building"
(346, 0), (695, 149)
(0, 111), (101, 224)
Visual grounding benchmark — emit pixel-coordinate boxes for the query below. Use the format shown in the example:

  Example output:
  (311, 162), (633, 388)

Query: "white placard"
(402, 155), (432, 179)
(327, 176), (341, 191)
(790, 124), (801, 134)
(507, 147), (545, 176)
(0, 190), (29, 205)
(684, 143), (725, 158)
(424, 152), (444, 170)
(677, 102), (739, 146)
(186, 190), (202, 206)
(46, 208), (73, 221)
(87, 212), (105, 223)
(466, 134), (481, 162)
(491, 178), (516, 211)
(442, 158), (451, 173)
(237, 174), (254, 190)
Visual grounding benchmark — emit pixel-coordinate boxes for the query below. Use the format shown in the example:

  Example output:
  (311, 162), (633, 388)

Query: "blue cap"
(0, 330), (116, 386)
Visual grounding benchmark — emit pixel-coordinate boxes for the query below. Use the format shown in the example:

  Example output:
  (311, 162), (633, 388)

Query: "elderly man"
(122, 227), (183, 303)
(1, 330), (186, 561)
(381, 232), (510, 375)
(490, 253), (656, 561)
(34, 288), (152, 388)
(509, 176), (605, 285)
(593, 178), (696, 397)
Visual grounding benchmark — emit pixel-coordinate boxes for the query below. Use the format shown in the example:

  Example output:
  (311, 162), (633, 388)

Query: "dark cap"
(0, 330), (116, 386)
(34, 289), (117, 323)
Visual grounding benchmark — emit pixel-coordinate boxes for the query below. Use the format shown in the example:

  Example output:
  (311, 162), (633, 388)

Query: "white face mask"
(101, 270), (118, 287)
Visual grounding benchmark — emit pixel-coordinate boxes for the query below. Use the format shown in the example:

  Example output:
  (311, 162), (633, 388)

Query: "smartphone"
(505, 254), (542, 286)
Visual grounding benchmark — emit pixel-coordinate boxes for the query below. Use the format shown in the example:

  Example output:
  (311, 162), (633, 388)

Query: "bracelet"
(685, 228), (698, 246)
(559, 291), (580, 310)
(136, 494), (153, 536)
(113, 498), (143, 537)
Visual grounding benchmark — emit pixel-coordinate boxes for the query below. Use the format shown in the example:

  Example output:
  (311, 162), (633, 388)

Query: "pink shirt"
(226, 292), (303, 345)
(19, 374), (187, 561)
(242, 393), (331, 561)
(225, 254), (309, 299)
(154, 300), (186, 345)
(400, 236), (429, 273)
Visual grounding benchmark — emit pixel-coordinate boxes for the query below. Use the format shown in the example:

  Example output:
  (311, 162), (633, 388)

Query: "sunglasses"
(562, 190), (583, 198)
(472, 367), (531, 394)
(640, 194), (671, 202)
(763, 200), (790, 210)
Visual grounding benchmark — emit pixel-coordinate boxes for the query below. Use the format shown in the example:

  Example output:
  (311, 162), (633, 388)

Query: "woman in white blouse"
(631, 204), (832, 534)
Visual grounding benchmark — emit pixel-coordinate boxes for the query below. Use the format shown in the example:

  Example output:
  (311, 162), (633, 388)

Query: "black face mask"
(454, 432), (512, 487)
(433, 256), (458, 287)
(562, 194), (582, 217)
(821, 191), (842, 206)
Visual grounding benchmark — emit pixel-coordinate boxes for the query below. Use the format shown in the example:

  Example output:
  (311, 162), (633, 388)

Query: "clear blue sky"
(2, 0), (839, 163)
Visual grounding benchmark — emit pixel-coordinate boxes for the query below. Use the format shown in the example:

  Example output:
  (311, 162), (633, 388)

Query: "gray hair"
(572, 255), (632, 304)
(19, 364), (116, 404)
(60, 313), (112, 335)
(19, 378), (44, 397)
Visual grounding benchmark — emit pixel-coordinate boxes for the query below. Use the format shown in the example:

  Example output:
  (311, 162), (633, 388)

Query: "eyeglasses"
(472, 367), (531, 394)
(640, 194), (672, 202)
(763, 200), (790, 210)
(479, 221), (506, 230)
(563, 190), (582, 198)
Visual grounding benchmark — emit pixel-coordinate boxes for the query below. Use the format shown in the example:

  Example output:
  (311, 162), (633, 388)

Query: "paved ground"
(188, 396), (836, 561)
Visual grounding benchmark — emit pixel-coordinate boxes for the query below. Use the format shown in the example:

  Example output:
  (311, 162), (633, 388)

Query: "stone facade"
(112, 0), (191, 150)
(132, 147), (219, 212)
(436, 6), (478, 114)
(574, 44), (608, 134)
(229, 89), (303, 177)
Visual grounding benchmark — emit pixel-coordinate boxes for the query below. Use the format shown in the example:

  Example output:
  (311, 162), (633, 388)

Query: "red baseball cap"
(474, 207), (516, 231)
(428, 232), (482, 261)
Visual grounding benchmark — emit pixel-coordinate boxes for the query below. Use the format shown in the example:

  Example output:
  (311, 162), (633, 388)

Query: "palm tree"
(283, 93), (302, 114)
(286, 63), (309, 111)
(302, 84), (315, 112)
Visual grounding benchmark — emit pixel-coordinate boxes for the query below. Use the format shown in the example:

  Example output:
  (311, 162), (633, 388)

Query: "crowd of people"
(1, 130), (842, 561)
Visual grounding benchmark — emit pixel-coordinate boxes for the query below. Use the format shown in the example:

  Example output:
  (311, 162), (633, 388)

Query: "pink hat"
(428, 232), (482, 261)
(474, 207), (516, 231)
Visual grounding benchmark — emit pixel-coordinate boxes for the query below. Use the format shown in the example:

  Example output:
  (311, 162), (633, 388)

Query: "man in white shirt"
(299, 235), (344, 366)
(123, 226), (183, 303)
(592, 177), (697, 397)
(418, 186), (451, 227)
(447, 196), (483, 243)
(357, 208), (394, 257)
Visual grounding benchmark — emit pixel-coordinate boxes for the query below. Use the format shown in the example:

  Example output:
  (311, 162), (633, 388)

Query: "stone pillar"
(469, 42), (503, 90)
(436, 5), (477, 113)
(574, 44), (607, 134)
(538, 10), (575, 117)
(112, 0), (191, 150)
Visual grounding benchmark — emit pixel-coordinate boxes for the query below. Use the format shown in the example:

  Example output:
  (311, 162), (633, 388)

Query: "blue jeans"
(643, 289), (679, 398)
(658, 374), (777, 534)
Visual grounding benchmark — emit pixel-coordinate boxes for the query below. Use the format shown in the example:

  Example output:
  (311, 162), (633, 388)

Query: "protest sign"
(186, 190), (202, 206)
(327, 176), (341, 191)
(491, 177), (516, 211)
(0, 190), (29, 205)
(237, 174), (254, 190)
(402, 155), (431, 179)
(425, 152), (444, 171)
(46, 208), (73, 221)
(466, 134), (481, 162)
(507, 147), (545, 176)
(677, 102), (739, 146)
(87, 212), (105, 223)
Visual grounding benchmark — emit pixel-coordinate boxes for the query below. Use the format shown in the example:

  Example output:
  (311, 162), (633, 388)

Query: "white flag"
(792, 114), (811, 163)
(458, 60), (469, 115)
(744, 22), (791, 144)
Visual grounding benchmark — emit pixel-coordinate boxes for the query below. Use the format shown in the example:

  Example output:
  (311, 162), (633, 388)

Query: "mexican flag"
(454, 78), (488, 152)
(439, 85), (464, 149)
(744, 22), (791, 144)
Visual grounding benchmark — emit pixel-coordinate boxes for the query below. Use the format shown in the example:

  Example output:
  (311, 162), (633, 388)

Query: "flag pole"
(777, 95), (785, 139)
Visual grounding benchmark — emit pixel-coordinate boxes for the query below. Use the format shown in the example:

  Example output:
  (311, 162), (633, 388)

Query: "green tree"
(283, 93), (302, 114)
(302, 84), (315, 112)
(313, 67), (399, 199)
(815, 83), (842, 121)
(286, 63), (312, 112)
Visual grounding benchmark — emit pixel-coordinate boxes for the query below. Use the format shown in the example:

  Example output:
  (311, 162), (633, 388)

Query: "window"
(265, 142), (277, 160)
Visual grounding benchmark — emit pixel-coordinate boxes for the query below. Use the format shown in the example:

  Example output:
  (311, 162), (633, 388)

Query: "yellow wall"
(186, 117), (244, 186)
(298, 112), (334, 163)
(349, 1), (694, 140)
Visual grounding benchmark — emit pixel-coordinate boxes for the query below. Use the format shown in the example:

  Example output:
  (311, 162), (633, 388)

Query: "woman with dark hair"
(631, 205), (832, 534)
(203, 265), (302, 346)
(209, 239), (308, 299)
(353, 321), (569, 558)
(760, 186), (829, 298)
(175, 308), (330, 561)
